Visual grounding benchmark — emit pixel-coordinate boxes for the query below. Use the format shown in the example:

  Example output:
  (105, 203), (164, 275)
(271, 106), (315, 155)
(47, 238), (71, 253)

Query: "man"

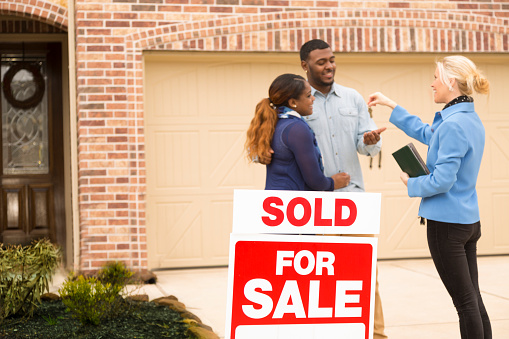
(300, 39), (386, 192)
(300, 39), (388, 339)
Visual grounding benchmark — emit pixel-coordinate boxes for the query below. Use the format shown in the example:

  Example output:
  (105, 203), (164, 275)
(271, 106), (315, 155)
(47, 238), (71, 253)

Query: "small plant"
(42, 314), (60, 326)
(0, 238), (61, 323)
(58, 275), (117, 325)
(59, 261), (139, 325)
(96, 261), (134, 295)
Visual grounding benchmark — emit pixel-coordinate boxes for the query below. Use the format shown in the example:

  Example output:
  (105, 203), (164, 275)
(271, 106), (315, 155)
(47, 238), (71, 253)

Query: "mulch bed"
(0, 298), (191, 339)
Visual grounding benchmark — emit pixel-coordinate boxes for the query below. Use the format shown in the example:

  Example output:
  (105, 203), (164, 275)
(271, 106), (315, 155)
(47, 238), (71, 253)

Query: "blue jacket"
(265, 114), (334, 191)
(390, 102), (484, 224)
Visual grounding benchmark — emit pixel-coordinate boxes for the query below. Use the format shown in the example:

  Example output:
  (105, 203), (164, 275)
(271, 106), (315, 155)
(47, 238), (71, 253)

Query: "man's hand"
(363, 127), (387, 145)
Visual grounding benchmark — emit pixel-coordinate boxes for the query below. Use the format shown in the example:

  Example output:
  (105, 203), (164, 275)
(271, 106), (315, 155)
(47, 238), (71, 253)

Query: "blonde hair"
(436, 56), (489, 95)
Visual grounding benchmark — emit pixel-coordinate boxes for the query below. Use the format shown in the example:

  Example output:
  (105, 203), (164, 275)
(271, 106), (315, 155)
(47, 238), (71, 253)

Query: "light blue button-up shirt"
(303, 83), (381, 192)
(390, 102), (484, 224)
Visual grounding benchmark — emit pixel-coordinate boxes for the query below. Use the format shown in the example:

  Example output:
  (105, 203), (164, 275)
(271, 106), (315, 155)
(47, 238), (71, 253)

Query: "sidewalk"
(50, 255), (509, 338)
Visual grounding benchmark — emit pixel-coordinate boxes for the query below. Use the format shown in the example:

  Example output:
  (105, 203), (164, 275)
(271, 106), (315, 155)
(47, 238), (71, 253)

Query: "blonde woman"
(368, 56), (491, 339)
(245, 73), (347, 191)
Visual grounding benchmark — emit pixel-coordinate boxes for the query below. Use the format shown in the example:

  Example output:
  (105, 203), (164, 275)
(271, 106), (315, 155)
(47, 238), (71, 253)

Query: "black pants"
(427, 219), (492, 339)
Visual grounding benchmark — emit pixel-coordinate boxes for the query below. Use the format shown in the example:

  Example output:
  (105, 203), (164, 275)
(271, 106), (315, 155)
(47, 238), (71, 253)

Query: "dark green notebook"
(392, 143), (430, 177)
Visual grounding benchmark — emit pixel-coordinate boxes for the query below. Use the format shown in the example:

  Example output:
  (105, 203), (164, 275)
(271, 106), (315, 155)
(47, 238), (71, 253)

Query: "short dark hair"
(300, 39), (331, 61)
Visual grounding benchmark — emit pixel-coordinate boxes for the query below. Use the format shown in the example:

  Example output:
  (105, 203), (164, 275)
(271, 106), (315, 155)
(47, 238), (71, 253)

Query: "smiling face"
(290, 81), (315, 116)
(301, 47), (336, 94)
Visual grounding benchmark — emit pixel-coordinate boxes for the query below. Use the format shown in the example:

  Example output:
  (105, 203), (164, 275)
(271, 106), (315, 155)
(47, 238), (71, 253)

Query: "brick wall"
(0, 17), (66, 33)
(1, 0), (68, 29)
(4, 0), (508, 271)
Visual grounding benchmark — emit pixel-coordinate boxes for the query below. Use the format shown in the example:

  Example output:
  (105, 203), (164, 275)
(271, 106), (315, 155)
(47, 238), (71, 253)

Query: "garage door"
(144, 52), (509, 268)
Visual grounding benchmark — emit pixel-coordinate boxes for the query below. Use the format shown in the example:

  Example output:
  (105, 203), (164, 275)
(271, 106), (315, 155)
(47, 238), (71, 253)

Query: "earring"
(293, 105), (297, 108)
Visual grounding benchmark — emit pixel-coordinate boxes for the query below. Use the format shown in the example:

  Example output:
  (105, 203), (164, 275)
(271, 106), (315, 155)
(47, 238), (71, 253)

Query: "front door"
(0, 42), (65, 249)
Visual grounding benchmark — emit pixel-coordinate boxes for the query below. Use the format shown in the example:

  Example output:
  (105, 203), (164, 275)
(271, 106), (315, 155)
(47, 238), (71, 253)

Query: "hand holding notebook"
(392, 143), (430, 177)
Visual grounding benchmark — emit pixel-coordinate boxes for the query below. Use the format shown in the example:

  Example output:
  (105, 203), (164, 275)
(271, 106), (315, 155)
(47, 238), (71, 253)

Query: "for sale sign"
(226, 190), (380, 339)
(226, 234), (377, 339)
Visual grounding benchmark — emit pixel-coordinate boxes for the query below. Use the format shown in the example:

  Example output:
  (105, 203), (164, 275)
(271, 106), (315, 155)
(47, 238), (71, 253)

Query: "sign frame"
(226, 189), (381, 339)
(225, 233), (378, 339)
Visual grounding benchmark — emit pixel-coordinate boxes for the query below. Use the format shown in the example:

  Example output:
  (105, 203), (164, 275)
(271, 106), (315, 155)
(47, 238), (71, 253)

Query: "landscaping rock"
(41, 292), (61, 301)
(188, 325), (220, 339)
(196, 321), (213, 332)
(126, 294), (149, 302)
(152, 296), (186, 312)
(179, 309), (202, 324)
(152, 296), (203, 324)
(133, 269), (157, 284)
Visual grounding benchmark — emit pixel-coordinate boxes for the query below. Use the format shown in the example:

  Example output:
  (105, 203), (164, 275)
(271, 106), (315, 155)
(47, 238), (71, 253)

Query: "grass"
(0, 299), (194, 339)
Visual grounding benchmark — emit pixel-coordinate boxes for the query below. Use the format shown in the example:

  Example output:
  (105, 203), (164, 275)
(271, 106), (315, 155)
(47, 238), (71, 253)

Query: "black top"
(443, 95), (473, 110)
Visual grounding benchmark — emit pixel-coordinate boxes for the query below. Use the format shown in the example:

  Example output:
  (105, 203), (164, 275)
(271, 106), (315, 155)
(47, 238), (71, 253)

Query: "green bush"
(0, 238), (61, 322)
(59, 262), (139, 325)
(59, 275), (117, 325)
(98, 261), (140, 317)
(96, 261), (134, 294)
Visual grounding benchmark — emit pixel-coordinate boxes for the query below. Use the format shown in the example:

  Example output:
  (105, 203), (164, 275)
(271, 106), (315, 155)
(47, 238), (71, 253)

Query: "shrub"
(59, 262), (139, 325)
(96, 261), (134, 294)
(0, 238), (61, 322)
(59, 275), (117, 325)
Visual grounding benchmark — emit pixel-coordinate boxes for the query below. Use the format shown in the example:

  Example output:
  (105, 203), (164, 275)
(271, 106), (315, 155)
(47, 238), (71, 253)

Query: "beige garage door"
(144, 52), (509, 268)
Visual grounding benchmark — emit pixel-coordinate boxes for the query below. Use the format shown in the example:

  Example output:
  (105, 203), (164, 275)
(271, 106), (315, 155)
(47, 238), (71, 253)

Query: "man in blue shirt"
(300, 39), (388, 339)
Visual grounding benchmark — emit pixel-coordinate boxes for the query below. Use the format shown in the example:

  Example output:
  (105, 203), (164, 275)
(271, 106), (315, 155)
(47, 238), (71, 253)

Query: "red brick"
(389, 2), (410, 8)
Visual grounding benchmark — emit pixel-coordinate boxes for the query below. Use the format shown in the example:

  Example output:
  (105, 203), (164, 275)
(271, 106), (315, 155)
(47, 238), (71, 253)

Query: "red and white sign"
(226, 190), (380, 339)
(232, 189), (380, 235)
(225, 234), (377, 339)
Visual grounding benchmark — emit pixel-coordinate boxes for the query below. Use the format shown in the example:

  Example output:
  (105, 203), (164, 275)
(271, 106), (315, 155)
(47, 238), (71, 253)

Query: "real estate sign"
(226, 189), (381, 339)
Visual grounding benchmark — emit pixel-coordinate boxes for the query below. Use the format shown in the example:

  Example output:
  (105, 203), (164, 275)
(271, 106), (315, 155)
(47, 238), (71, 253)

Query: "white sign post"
(226, 189), (381, 339)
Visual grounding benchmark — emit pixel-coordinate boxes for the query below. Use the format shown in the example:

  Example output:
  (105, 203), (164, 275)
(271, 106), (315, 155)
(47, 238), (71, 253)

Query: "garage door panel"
(207, 129), (265, 189)
(207, 130), (245, 185)
(147, 66), (200, 119)
(378, 66), (435, 120)
(379, 194), (428, 258)
(487, 125), (509, 182)
(204, 199), (234, 260)
(149, 130), (201, 190)
(476, 63), (509, 117)
(148, 199), (204, 267)
(201, 63), (255, 116)
(493, 193), (509, 249)
(199, 63), (301, 118)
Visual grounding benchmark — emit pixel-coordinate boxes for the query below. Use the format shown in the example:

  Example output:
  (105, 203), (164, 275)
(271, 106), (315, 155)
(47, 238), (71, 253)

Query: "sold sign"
(232, 190), (380, 235)
(226, 190), (380, 339)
